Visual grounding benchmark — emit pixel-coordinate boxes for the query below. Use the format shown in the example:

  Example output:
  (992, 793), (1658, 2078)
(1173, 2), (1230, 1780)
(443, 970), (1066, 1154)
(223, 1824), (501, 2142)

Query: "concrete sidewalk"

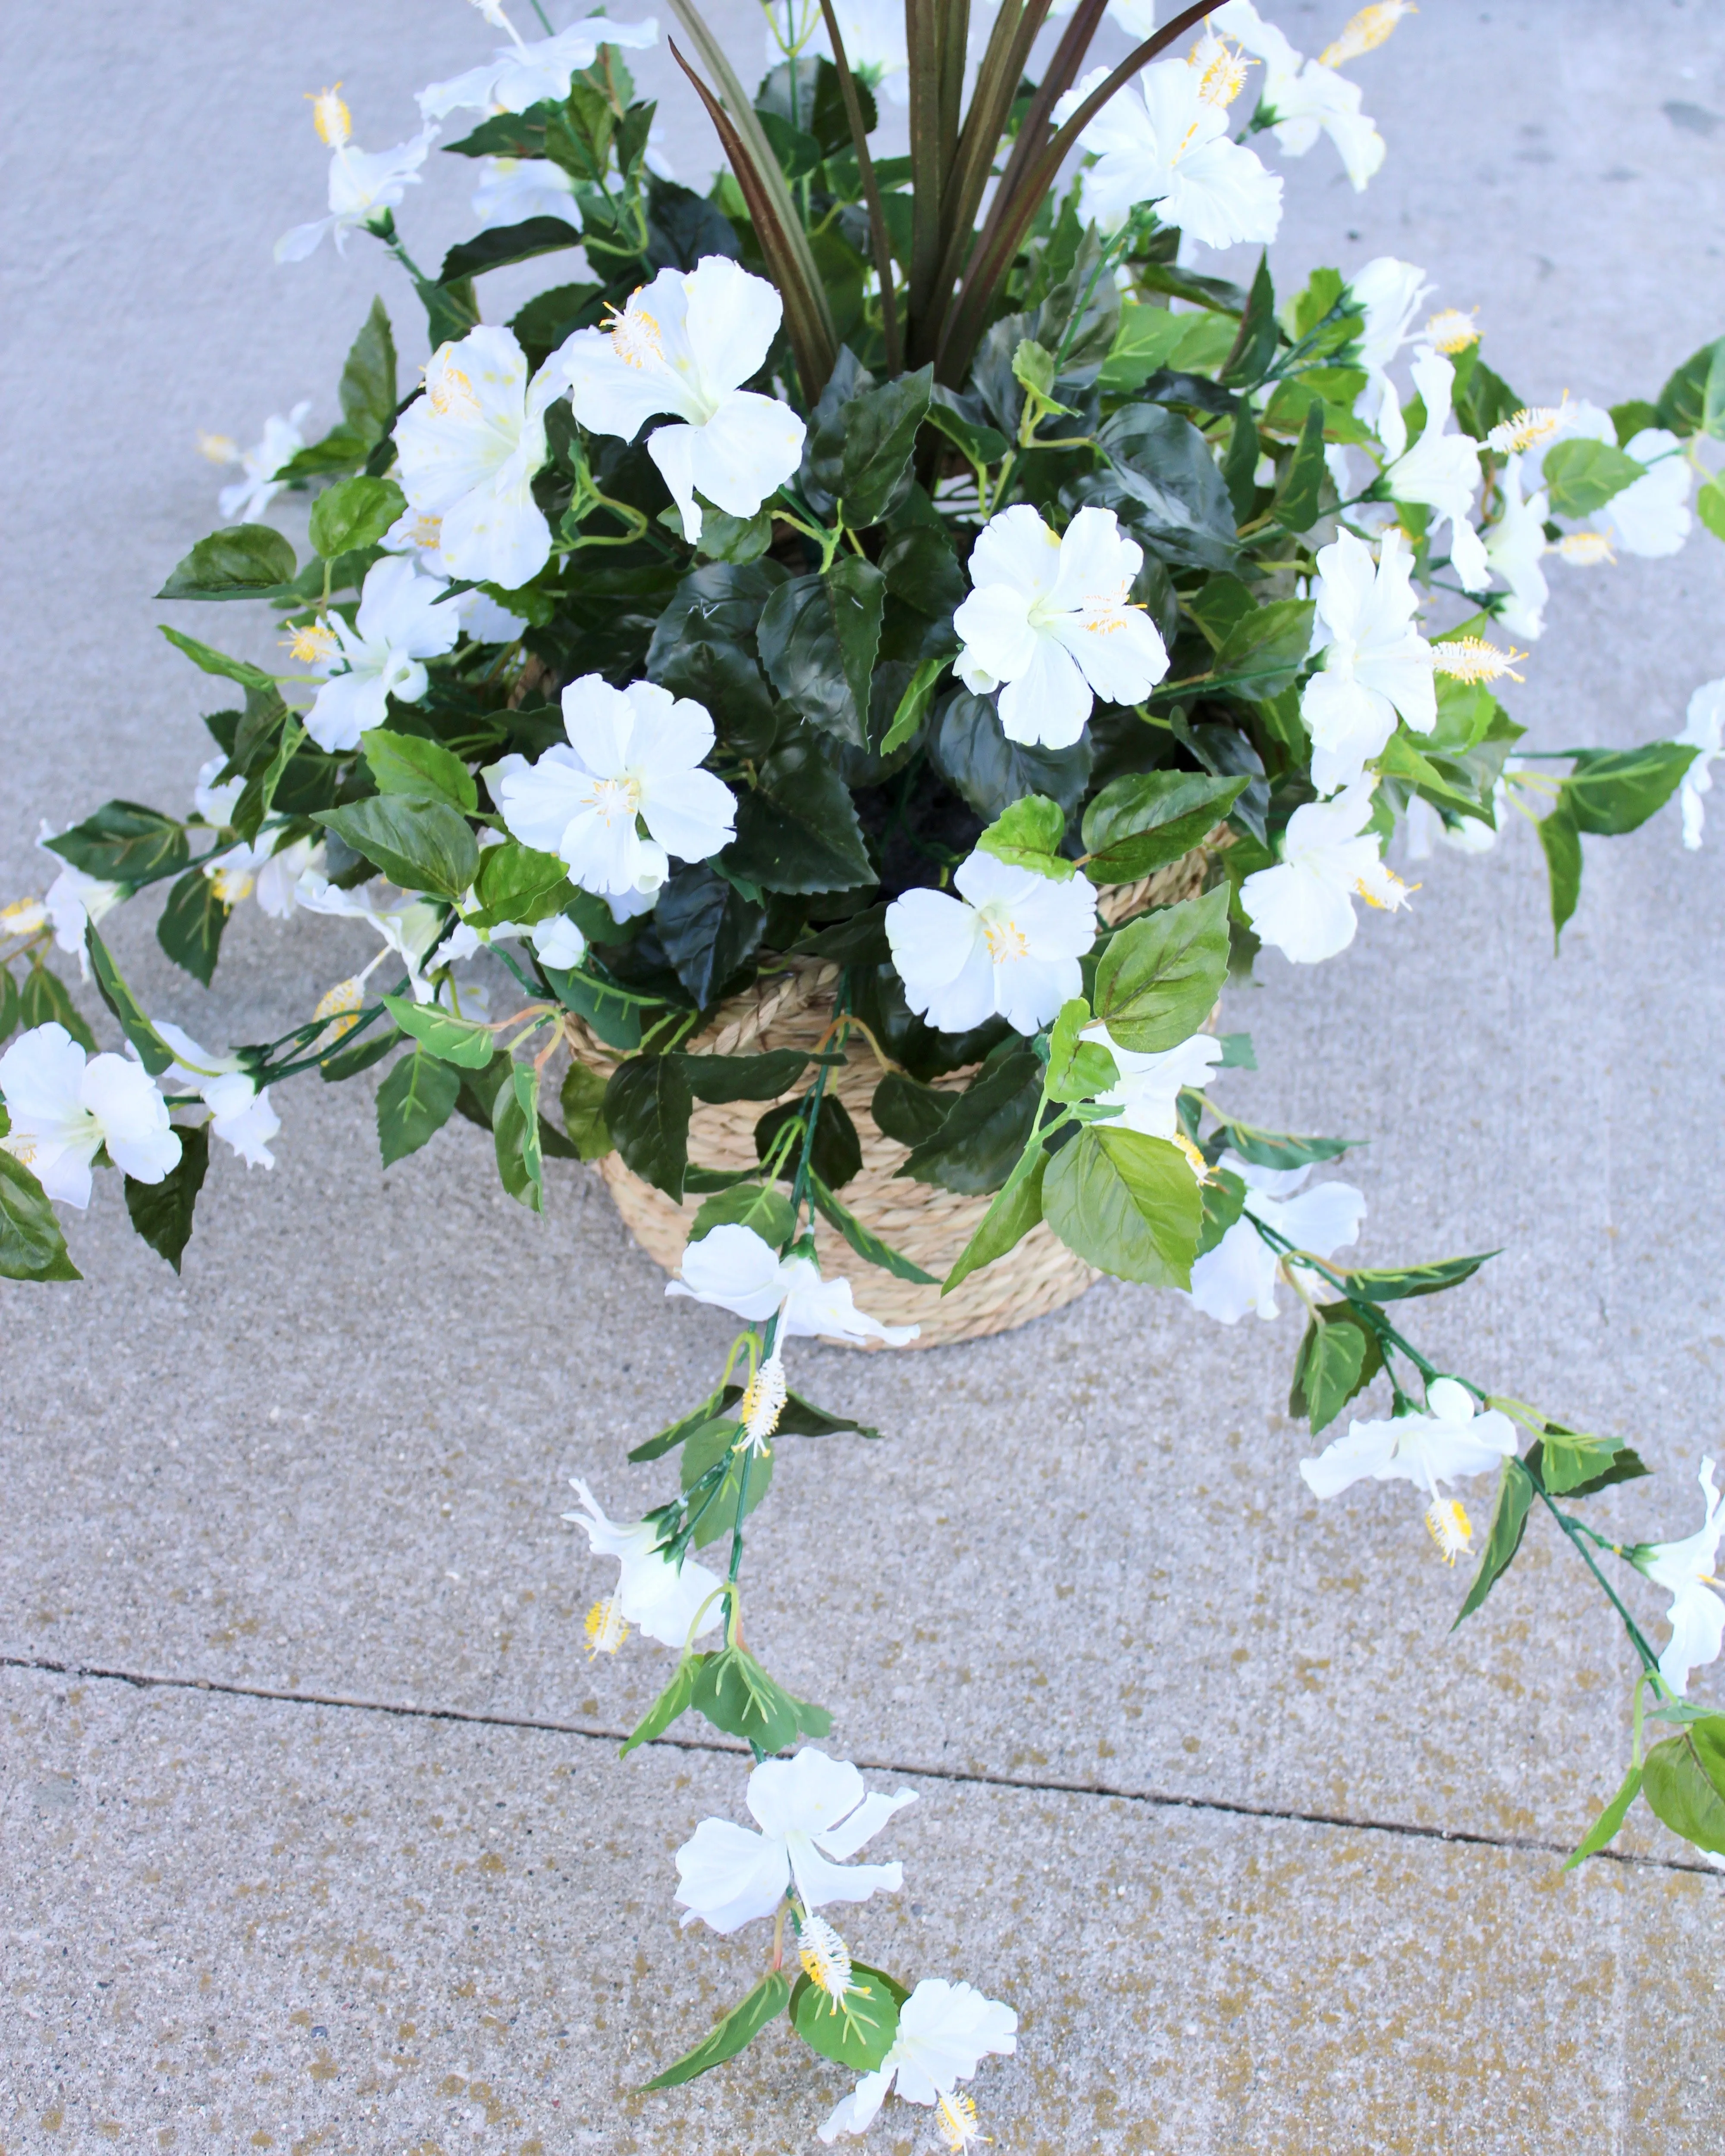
(3, 1), (1725, 2149)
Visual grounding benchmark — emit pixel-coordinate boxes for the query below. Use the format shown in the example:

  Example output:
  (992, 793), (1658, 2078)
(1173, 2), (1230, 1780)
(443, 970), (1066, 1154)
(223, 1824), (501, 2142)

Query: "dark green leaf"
(834, 368), (934, 530)
(755, 1095), (862, 1191)
(630, 1395), (737, 1466)
(376, 1047), (461, 1166)
(790, 1961), (901, 2070)
(157, 625), (276, 695)
(777, 1387), (880, 1439)
(1272, 399), (1327, 531)
(1342, 1253), (1497, 1303)
(493, 1061), (545, 1211)
(1565, 1764), (1644, 1869)
(809, 1173), (938, 1284)
(542, 963), (646, 1051)
(156, 869), (228, 986)
(1289, 1305), (1381, 1433)
(1642, 1720), (1725, 1855)
(19, 966), (96, 1052)
(559, 1060), (613, 1161)
(1213, 600), (1316, 700)
(1196, 1165), (1247, 1255)
(723, 737), (875, 893)
(315, 796), (478, 900)
(619, 1651), (702, 1757)
(381, 993), (496, 1069)
(879, 524), (966, 626)
(1083, 407), (1239, 572)
(899, 1051), (1042, 1195)
(1562, 743), (1696, 835)
(871, 1071), (952, 1148)
(646, 174), (742, 271)
(1219, 253), (1278, 389)
(692, 1180), (798, 1246)
(758, 561), (887, 750)
(1452, 1456), (1536, 1626)
(682, 1049), (813, 1103)
(46, 800), (186, 883)
(308, 475), (405, 560)
(641, 1971), (792, 2090)
(1081, 772), (1247, 885)
(158, 523), (297, 600)
(122, 1123), (207, 1274)
(1541, 438), (1645, 518)
(1537, 800), (1583, 949)
(1042, 1126), (1202, 1286)
(604, 1054), (692, 1199)
(0, 967), (17, 1044)
(1092, 886), (1229, 1052)
(1222, 405), (1260, 524)
(930, 690), (1093, 821)
(0, 1150), (81, 1281)
(1210, 1116), (1353, 1171)
(690, 1644), (829, 1751)
(83, 926), (175, 1076)
(655, 863), (765, 1007)
(319, 1022), (402, 1083)
(440, 215), (582, 285)
(340, 295), (397, 439)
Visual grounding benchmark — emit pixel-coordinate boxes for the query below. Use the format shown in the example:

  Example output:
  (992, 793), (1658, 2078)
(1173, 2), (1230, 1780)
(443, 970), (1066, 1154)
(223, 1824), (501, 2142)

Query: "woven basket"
(584, 843), (1223, 1350)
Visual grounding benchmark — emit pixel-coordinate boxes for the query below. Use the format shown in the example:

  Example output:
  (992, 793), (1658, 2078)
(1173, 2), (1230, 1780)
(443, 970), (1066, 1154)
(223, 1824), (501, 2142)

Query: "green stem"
(1540, 1489), (1661, 1674)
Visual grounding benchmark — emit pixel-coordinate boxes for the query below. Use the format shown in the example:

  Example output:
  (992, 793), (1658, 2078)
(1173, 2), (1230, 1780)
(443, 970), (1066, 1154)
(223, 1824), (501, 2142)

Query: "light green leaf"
(1452, 1456), (1536, 1626)
(381, 994), (496, 1068)
(1042, 1127), (1202, 1286)
(158, 523), (297, 600)
(942, 1146), (1048, 1293)
(1541, 438), (1644, 518)
(0, 1150), (81, 1282)
(361, 728), (479, 814)
(315, 795), (479, 900)
(976, 793), (1072, 877)
(692, 1180), (797, 1246)
(880, 655), (947, 756)
(640, 1972), (792, 2090)
(790, 1961), (902, 2070)
(1091, 885), (1229, 1052)
(1565, 1764), (1643, 1869)
(309, 476), (405, 560)
(1080, 771), (1248, 885)
(492, 1061), (545, 1211)
(376, 1046), (461, 1166)
(1642, 1719), (1725, 1855)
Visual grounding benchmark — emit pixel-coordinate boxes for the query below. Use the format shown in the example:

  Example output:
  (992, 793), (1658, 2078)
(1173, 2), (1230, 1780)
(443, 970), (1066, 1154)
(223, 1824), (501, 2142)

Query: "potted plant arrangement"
(4, 0), (1724, 2136)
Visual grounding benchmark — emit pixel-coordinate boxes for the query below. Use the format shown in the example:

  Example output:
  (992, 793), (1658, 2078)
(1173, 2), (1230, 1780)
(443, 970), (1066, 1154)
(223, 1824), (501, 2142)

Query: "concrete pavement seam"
(8, 1648), (1719, 1883)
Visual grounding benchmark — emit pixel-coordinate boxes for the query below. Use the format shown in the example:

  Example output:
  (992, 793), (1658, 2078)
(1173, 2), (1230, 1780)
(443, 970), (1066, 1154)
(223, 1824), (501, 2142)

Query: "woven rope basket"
(581, 843), (1223, 1350)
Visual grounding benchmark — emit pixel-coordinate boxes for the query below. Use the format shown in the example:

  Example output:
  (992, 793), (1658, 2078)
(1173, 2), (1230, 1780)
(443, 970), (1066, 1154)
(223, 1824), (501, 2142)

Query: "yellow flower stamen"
(1355, 865), (1415, 911)
(209, 863), (255, 907)
(0, 897), (47, 938)
(605, 291), (665, 370)
(429, 365), (479, 417)
(1320, 1), (1417, 69)
(307, 84), (351, 149)
(936, 2091), (989, 2151)
(285, 621), (339, 666)
(2, 1132), (40, 1169)
(196, 430), (238, 464)
(1485, 397), (1570, 455)
(584, 1595), (629, 1657)
(1425, 1496), (1472, 1565)
(795, 1912), (853, 2003)
(1431, 637), (1526, 685)
(737, 1358), (786, 1456)
(1189, 31), (1252, 108)
(1174, 1132), (1211, 1181)
(313, 976), (365, 1045)
(1557, 531), (1616, 567)
(981, 914), (1030, 964)
(1423, 308), (1479, 356)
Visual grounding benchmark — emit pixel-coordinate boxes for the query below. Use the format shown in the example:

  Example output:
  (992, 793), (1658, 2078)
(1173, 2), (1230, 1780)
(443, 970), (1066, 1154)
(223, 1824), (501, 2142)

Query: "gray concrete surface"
(3, 0), (1725, 2148)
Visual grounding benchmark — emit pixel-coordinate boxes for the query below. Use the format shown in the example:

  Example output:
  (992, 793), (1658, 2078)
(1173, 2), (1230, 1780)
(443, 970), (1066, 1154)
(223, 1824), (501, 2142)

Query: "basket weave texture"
(587, 844), (1220, 1350)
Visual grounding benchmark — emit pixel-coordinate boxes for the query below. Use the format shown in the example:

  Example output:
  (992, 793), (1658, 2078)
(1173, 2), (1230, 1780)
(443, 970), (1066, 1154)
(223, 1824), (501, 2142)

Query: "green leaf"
(308, 475), (405, 560)
(19, 965), (96, 1052)
(620, 1653), (703, 1757)
(1541, 438), (1645, 518)
(492, 1062), (545, 1211)
(440, 213), (583, 285)
(681, 1049), (815, 1104)
(1642, 1720), (1725, 1855)
(1341, 1253), (1497, 1303)
(1043, 1127), (1202, 1286)
(83, 926), (176, 1075)
(871, 1071), (951, 1148)
(341, 295), (398, 440)
(158, 523), (297, 601)
(835, 368), (934, 529)
(689, 1645), (829, 1751)
(319, 1022), (401, 1083)
(880, 655), (947, 756)
(694, 505), (774, 563)
(790, 1961), (901, 2070)
(1565, 1764), (1644, 1869)
(1272, 399), (1327, 532)
(754, 1094), (862, 1191)
(1044, 997), (1117, 1104)
(0, 1150), (81, 1281)
(1081, 772), (1247, 885)
(931, 690), (1095, 822)
(559, 1061), (613, 1161)
(1654, 336), (1725, 436)
(541, 963), (645, 1051)
(156, 869), (228, 987)
(1562, 743), (1697, 835)
(723, 737), (875, 894)
(682, 1419), (774, 1544)
(604, 1054), (693, 1199)
(1219, 253), (1279, 389)
(899, 1050), (1043, 1195)
(1289, 1305), (1381, 1433)
(467, 838), (571, 931)
(976, 792), (1072, 878)
(1528, 1429), (1649, 1499)
(1536, 800), (1583, 949)
(692, 1180), (798, 1246)
(1698, 478), (1725, 542)
(1088, 405), (1240, 572)
(1091, 886), (1230, 1053)
(157, 625), (276, 695)
(942, 1146), (1048, 1293)
(640, 1972), (792, 2090)
(315, 796), (479, 900)
(0, 967), (17, 1044)
(923, 396), (1009, 470)
(758, 560), (887, 751)
(122, 1123), (208, 1274)
(381, 994), (496, 1069)
(1452, 1456), (1536, 1626)
(46, 800), (186, 883)
(1197, 1166), (1247, 1255)
(376, 1047), (461, 1166)
(361, 728), (479, 814)
(809, 1172), (938, 1284)
(1212, 599), (1316, 700)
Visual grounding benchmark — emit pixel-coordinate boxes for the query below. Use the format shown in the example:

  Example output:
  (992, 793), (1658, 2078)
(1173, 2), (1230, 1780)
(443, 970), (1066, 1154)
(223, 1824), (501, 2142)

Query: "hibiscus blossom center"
(286, 621), (339, 665)
(738, 1358), (786, 1453)
(936, 2092), (985, 2151)
(980, 909), (1030, 963)
(308, 84), (351, 148)
(1, 1132), (39, 1168)
(1073, 583), (1142, 636)
(795, 1911), (853, 2002)
(607, 296), (665, 371)
(586, 773), (644, 827)
(1557, 531), (1615, 566)
(1485, 399), (1569, 455)
(1425, 1496), (1472, 1564)
(1190, 34), (1250, 108)
(585, 1594), (629, 1656)
(430, 365), (480, 418)
(1355, 865), (1414, 910)
(210, 863), (255, 907)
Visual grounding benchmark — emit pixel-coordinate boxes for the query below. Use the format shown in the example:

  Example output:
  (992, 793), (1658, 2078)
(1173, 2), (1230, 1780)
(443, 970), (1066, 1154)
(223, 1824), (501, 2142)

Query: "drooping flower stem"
(1537, 1488), (1662, 1674)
